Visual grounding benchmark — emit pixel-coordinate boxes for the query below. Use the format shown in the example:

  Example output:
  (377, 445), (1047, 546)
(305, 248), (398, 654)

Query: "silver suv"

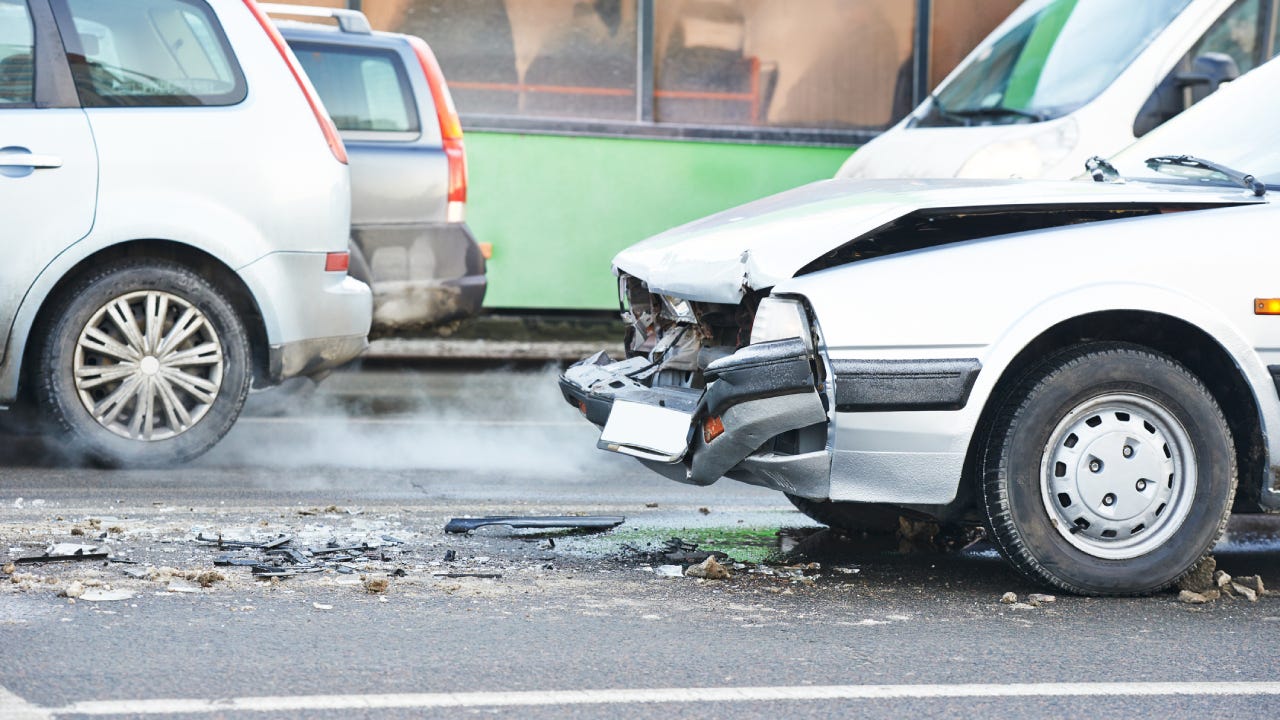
(269, 5), (486, 334)
(0, 0), (372, 465)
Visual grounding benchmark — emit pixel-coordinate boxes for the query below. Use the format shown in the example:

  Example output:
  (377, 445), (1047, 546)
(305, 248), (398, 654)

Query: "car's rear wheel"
(979, 343), (1235, 595)
(35, 260), (251, 466)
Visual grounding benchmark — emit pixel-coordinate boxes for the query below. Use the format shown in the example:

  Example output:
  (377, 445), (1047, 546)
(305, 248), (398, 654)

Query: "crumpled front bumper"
(558, 338), (832, 497)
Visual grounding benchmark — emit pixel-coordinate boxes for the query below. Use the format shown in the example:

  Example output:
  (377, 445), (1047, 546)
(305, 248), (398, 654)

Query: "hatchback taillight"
(243, 0), (348, 165)
(408, 36), (466, 221)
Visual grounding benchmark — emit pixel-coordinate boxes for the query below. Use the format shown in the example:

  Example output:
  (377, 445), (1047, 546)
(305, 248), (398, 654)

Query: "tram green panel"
(466, 132), (855, 310)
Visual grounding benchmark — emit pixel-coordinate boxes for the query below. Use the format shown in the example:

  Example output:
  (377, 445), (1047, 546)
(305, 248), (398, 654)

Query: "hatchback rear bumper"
(351, 221), (486, 332)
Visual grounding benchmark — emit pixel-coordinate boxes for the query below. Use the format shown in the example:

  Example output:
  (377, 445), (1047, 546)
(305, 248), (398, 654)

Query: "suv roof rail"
(259, 3), (372, 34)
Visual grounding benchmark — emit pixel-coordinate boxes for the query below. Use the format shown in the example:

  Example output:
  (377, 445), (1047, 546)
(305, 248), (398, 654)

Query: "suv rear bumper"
(559, 338), (832, 496)
(351, 221), (487, 332)
(238, 251), (372, 383)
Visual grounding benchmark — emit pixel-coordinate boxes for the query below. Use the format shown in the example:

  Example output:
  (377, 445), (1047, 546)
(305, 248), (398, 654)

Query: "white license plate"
(599, 399), (694, 463)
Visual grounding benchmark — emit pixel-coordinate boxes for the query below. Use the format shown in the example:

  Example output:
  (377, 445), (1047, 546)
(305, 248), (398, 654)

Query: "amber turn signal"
(1256, 299), (1280, 315)
(703, 416), (725, 444)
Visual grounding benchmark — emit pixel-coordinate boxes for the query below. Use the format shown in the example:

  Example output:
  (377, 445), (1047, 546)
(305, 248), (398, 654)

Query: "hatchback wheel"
(979, 343), (1235, 595)
(35, 260), (251, 466)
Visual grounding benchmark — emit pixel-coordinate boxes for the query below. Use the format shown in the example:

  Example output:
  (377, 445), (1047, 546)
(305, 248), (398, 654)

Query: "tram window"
(393, 0), (636, 121)
(654, 0), (915, 130)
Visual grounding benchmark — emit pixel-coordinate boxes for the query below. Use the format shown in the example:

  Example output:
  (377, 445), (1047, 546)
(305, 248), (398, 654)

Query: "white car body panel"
(614, 178), (1260, 304)
(775, 204), (1280, 503)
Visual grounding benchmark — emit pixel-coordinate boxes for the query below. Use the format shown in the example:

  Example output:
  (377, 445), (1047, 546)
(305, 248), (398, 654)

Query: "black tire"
(786, 494), (902, 534)
(34, 259), (252, 467)
(979, 342), (1235, 595)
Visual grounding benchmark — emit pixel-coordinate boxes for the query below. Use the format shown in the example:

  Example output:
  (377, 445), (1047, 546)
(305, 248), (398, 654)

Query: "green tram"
(292, 0), (1020, 311)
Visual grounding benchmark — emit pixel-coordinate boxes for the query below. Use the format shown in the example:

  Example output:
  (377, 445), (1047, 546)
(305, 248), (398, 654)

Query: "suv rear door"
(0, 0), (97, 359)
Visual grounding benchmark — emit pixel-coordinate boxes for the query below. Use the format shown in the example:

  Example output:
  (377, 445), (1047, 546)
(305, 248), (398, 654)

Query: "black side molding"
(1267, 366), (1280, 401)
(833, 358), (981, 412)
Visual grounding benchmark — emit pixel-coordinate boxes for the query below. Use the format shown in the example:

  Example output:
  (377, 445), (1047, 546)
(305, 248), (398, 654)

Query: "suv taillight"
(243, 0), (348, 165)
(408, 36), (466, 222)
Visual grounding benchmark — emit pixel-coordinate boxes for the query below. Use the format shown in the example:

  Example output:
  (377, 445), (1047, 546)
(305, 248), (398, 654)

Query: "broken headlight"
(659, 295), (697, 323)
(749, 296), (812, 349)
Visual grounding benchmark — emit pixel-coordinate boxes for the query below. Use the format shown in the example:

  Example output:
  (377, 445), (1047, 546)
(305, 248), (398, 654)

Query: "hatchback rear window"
(290, 42), (420, 134)
(52, 0), (246, 107)
(0, 0), (34, 106)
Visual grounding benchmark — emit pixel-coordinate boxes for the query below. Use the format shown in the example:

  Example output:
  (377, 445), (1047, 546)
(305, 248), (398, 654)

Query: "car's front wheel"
(979, 343), (1235, 595)
(35, 260), (251, 466)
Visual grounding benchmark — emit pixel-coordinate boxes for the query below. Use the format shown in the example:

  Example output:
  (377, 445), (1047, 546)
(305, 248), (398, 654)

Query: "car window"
(1192, 0), (1266, 74)
(290, 42), (419, 134)
(53, 0), (246, 107)
(919, 0), (1193, 126)
(0, 0), (34, 106)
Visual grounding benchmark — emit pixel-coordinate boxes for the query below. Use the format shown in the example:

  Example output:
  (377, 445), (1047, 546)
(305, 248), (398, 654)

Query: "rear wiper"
(1145, 155), (1266, 197)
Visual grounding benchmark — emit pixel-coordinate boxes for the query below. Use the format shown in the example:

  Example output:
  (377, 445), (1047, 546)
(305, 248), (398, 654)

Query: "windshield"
(1111, 55), (1280, 185)
(918, 0), (1194, 127)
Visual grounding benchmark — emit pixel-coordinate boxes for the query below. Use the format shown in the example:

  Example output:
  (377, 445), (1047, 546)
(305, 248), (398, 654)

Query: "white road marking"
(239, 417), (581, 427)
(45, 682), (1280, 716)
(0, 684), (52, 720)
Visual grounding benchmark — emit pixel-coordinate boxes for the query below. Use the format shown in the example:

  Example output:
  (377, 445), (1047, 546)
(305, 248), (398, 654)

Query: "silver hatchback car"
(0, 0), (371, 465)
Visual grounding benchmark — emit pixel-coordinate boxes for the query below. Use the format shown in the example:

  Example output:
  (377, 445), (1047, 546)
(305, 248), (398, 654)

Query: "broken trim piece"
(443, 516), (626, 534)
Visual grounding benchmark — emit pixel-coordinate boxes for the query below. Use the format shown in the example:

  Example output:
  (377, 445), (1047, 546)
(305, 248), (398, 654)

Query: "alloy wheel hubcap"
(73, 290), (224, 441)
(1040, 393), (1196, 560)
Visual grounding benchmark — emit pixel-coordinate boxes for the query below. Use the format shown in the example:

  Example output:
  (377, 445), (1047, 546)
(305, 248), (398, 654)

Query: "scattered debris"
(443, 515), (625, 534)
(15, 544), (109, 564)
(313, 602), (333, 610)
(431, 572), (501, 579)
(193, 571), (224, 588)
(654, 565), (684, 578)
(1177, 556), (1217, 594)
(1179, 589), (1220, 604)
(1027, 593), (1056, 605)
(897, 517), (939, 554)
(1232, 582), (1259, 602)
(1, 562), (14, 575)
(685, 556), (730, 580)
(1214, 570), (1233, 588)
(82, 589), (134, 602)
(60, 582), (85, 599)
(1235, 575), (1266, 595)
(698, 507), (710, 515)
(362, 576), (389, 594)
(1000, 592), (1017, 604)
(644, 503), (659, 508)
(443, 550), (457, 562)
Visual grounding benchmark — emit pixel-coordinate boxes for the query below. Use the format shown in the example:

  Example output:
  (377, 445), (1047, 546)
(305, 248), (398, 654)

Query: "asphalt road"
(2, 364), (1279, 719)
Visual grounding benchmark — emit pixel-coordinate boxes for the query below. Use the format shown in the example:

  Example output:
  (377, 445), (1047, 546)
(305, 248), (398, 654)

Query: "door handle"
(0, 153), (63, 169)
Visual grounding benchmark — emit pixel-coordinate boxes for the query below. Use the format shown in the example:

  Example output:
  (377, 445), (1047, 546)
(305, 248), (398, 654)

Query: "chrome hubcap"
(1040, 393), (1196, 560)
(73, 290), (224, 441)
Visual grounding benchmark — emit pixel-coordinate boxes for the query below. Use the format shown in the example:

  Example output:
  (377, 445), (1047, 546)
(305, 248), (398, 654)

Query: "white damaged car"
(560, 57), (1280, 595)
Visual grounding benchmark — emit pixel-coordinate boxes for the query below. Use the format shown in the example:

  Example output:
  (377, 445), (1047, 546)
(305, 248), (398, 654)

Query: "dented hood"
(613, 177), (1261, 304)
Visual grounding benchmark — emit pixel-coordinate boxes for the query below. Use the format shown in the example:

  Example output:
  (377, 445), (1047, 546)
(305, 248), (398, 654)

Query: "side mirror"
(1174, 52), (1240, 103)
(1134, 52), (1241, 138)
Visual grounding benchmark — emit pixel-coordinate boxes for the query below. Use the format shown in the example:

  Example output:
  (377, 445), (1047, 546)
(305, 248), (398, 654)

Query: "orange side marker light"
(703, 416), (725, 444)
(1255, 299), (1280, 315)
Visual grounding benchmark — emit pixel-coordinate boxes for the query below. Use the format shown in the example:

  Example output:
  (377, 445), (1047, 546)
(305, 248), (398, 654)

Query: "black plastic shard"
(443, 516), (625, 534)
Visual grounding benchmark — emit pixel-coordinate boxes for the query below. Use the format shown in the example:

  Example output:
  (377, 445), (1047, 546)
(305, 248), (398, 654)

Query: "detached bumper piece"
(559, 338), (831, 494)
